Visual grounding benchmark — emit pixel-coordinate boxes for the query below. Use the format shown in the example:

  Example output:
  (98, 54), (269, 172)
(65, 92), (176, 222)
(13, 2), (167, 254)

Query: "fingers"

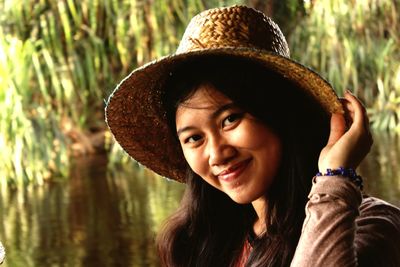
(343, 90), (369, 131)
(340, 98), (353, 128)
(319, 91), (373, 171)
(343, 89), (373, 149)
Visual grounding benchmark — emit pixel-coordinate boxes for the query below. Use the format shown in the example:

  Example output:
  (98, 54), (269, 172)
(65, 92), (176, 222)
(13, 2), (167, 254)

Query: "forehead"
(175, 85), (233, 127)
(178, 84), (231, 110)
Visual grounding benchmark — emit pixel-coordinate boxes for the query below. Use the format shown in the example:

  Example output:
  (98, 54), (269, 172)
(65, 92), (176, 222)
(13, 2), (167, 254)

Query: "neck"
(252, 197), (268, 236)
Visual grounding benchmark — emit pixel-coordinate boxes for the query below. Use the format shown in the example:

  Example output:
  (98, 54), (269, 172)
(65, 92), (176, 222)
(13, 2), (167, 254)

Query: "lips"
(217, 158), (252, 182)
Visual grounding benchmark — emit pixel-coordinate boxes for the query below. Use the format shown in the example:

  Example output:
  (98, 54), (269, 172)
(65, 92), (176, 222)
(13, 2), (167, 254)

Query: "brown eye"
(222, 113), (243, 127)
(185, 135), (202, 144)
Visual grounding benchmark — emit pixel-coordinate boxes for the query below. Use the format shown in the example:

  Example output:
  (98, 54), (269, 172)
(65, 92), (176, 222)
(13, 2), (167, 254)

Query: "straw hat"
(105, 5), (343, 182)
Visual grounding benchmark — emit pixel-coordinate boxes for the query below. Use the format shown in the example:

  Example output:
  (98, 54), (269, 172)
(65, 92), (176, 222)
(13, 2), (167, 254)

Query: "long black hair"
(157, 54), (330, 267)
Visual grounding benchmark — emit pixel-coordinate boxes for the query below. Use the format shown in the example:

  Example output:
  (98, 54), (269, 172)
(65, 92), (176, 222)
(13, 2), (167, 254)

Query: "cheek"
(258, 132), (282, 180)
(232, 123), (275, 149)
(235, 122), (282, 169)
(182, 149), (207, 176)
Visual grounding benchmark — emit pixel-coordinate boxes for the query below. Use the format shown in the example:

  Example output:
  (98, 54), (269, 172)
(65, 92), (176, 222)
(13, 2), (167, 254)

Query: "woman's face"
(175, 84), (282, 204)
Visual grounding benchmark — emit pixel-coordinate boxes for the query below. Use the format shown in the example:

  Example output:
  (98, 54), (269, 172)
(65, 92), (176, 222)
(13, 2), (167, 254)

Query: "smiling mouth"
(217, 158), (252, 182)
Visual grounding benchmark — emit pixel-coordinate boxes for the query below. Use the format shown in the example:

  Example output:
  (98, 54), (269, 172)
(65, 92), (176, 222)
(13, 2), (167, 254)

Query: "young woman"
(105, 5), (400, 267)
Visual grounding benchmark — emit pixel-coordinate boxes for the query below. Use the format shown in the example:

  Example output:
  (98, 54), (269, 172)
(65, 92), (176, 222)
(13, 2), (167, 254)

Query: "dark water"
(0, 133), (399, 267)
(0, 156), (185, 267)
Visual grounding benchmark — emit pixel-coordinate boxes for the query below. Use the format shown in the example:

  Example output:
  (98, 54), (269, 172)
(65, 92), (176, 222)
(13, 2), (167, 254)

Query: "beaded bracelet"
(316, 167), (363, 190)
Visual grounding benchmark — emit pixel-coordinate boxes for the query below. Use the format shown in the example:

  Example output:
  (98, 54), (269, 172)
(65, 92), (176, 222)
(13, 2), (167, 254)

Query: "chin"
(228, 194), (254, 204)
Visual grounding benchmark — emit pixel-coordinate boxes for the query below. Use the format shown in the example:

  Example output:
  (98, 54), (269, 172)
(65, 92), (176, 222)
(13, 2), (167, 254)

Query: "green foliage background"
(0, 0), (399, 186)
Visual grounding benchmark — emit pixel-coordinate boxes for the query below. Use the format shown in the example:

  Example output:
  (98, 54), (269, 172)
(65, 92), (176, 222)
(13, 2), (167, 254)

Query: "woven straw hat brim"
(105, 47), (343, 182)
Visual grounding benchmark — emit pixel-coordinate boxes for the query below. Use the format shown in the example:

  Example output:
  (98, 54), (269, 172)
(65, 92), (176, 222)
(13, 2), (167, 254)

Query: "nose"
(208, 134), (237, 166)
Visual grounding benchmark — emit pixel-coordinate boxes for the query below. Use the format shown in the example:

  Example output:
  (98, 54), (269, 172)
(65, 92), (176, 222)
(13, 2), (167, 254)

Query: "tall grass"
(289, 0), (400, 132)
(0, 0), (399, 186)
(0, 28), (69, 187)
(0, 0), (242, 186)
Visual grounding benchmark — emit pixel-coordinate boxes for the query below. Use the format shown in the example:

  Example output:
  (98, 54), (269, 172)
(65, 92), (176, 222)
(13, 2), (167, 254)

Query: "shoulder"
(355, 196), (400, 266)
(359, 196), (400, 216)
(358, 196), (400, 232)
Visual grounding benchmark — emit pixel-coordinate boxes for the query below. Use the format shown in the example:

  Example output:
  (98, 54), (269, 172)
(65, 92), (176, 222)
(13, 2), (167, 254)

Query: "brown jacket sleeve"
(290, 176), (400, 267)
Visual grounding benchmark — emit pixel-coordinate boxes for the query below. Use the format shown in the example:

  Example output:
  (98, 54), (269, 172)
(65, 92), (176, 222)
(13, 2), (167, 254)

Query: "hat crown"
(176, 5), (290, 57)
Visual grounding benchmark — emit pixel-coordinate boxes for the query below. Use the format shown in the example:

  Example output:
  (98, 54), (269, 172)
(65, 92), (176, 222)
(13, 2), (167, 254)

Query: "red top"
(234, 239), (253, 267)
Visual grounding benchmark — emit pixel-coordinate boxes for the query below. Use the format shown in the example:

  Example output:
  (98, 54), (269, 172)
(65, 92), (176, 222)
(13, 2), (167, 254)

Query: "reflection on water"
(0, 155), (185, 267)
(0, 132), (399, 266)
(360, 132), (400, 207)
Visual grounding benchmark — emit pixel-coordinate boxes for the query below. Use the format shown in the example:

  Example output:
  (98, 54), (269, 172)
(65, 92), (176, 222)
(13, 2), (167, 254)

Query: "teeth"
(220, 162), (242, 175)
(230, 165), (239, 171)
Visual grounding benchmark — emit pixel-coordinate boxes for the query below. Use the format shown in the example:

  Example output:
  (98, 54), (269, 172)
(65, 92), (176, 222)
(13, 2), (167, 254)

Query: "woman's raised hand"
(318, 91), (373, 173)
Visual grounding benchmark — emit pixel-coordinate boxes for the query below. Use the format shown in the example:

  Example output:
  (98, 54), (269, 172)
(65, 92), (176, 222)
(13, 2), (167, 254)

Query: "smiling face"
(175, 84), (282, 204)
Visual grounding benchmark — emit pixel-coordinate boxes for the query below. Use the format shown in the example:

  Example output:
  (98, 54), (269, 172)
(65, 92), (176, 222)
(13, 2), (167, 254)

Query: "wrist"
(316, 167), (363, 190)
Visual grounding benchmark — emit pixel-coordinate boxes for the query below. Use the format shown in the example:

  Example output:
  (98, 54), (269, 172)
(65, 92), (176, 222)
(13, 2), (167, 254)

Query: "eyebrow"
(176, 102), (236, 137)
